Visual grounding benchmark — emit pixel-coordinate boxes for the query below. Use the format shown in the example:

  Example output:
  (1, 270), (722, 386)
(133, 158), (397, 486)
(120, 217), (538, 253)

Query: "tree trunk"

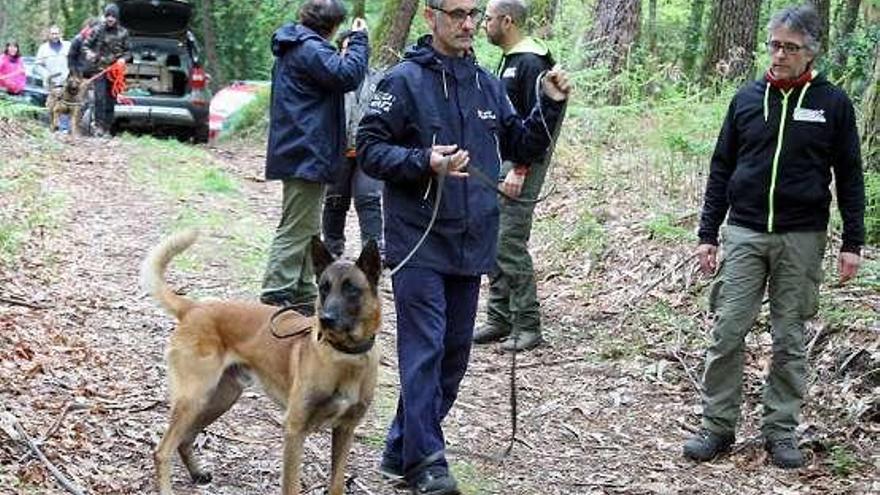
(581, 0), (642, 73)
(197, 0), (222, 87)
(831, 0), (860, 74)
(808, 0), (830, 55)
(682, 0), (706, 76)
(372, 0), (419, 68)
(352, 0), (365, 19)
(862, 42), (880, 173)
(701, 0), (762, 83)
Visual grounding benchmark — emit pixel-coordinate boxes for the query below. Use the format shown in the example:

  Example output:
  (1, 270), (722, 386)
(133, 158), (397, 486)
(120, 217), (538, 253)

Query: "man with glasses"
(684, 5), (864, 469)
(358, 0), (569, 492)
(474, 0), (561, 352)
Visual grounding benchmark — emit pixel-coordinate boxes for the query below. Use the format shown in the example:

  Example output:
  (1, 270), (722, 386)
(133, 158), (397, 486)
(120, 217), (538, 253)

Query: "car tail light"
(190, 67), (207, 90)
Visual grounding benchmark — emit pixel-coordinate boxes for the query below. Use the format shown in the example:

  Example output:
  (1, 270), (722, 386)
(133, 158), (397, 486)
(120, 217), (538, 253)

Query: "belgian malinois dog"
(141, 230), (382, 495)
(45, 75), (88, 136)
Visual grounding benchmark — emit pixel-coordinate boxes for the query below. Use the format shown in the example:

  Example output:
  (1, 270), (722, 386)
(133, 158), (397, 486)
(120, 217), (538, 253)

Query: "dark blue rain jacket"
(265, 24), (368, 182)
(357, 35), (564, 275)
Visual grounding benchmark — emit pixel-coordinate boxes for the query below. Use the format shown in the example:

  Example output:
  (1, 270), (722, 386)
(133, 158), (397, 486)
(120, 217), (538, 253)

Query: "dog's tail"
(140, 229), (199, 319)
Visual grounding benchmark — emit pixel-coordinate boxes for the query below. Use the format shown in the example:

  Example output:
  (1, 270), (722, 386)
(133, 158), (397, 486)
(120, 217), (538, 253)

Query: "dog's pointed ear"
(311, 236), (335, 279)
(356, 239), (382, 290)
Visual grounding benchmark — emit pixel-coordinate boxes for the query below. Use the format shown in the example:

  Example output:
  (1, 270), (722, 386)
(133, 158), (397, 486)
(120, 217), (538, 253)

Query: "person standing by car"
(68, 18), (101, 79)
(0, 42), (26, 95)
(321, 30), (385, 260)
(260, 0), (369, 314)
(683, 5), (864, 469)
(35, 25), (71, 88)
(84, 3), (130, 136)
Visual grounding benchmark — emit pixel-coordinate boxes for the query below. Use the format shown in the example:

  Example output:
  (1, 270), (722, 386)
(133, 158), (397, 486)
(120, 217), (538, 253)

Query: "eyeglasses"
(430, 6), (484, 25)
(766, 41), (804, 55)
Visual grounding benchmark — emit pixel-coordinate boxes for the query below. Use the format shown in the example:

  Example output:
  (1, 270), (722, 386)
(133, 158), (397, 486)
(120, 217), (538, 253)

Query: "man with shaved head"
(475, 0), (562, 352)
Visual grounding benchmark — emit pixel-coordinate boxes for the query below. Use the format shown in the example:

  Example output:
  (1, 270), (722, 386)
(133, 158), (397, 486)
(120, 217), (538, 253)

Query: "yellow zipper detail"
(767, 89), (792, 233)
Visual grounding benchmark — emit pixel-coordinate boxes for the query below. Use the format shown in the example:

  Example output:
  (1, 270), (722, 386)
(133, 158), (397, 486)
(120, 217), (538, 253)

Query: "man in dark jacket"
(683, 5), (864, 469)
(357, 0), (569, 492)
(474, 0), (562, 352)
(321, 30), (385, 259)
(261, 0), (369, 314)
(84, 3), (130, 136)
(68, 18), (100, 78)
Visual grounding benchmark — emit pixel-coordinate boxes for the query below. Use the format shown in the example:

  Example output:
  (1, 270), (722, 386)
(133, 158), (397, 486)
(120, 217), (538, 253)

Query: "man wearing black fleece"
(684, 5), (864, 470)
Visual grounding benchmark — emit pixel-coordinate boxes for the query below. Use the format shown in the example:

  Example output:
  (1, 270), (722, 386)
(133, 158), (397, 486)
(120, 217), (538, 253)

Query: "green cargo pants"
(486, 158), (551, 335)
(261, 178), (324, 307)
(701, 225), (826, 440)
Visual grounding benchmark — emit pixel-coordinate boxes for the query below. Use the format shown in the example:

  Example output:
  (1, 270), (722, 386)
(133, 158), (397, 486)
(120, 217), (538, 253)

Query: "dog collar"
(326, 335), (376, 355)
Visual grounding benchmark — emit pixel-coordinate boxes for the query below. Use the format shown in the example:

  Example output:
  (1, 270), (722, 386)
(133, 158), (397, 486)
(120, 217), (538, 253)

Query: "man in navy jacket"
(261, 0), (369, 314)
(357, 0), (569, 492)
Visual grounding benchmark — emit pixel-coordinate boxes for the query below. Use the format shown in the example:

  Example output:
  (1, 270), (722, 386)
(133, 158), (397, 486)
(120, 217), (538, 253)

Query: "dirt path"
(1, 130), (877, 494)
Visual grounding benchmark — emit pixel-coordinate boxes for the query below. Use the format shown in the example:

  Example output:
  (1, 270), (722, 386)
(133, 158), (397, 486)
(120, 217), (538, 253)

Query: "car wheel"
(193, 124), (209, 144)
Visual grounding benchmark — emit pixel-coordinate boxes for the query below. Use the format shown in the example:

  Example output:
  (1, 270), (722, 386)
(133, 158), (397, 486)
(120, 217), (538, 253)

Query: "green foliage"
(864, 171), (880, 246)
(224, 86), (271, 138)
(206, 0), (295, 83)
(830, 444), (858, 477)
(0, 99), (44, 118)
(645, 214), (694, 242)
(124, 135), (270, 288)
(831, 23), (880, 99)
(0, 127), (67, 263)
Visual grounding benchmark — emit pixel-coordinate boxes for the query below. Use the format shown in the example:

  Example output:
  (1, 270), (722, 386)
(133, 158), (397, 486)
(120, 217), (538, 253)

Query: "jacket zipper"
(767, 88), (793, 233)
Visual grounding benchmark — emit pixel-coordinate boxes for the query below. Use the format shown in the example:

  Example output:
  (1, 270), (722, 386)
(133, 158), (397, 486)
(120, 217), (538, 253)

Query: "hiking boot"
(473, 324), (509, 344)
(500, 331), (543, 352)
(378, 453), (406, 487)
(410, 466), (459, 495)
(765, 437), (804, 469)
(682, 429), (734, 462)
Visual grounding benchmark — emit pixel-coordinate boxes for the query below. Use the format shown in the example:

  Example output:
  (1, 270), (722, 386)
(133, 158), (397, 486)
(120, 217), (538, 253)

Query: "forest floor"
(1, 119), (878, 494)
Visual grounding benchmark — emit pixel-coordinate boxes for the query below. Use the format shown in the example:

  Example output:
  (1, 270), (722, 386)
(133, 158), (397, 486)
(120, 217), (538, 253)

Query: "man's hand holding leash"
(430, 144), (469, 178)
(542, 65), (571, 101)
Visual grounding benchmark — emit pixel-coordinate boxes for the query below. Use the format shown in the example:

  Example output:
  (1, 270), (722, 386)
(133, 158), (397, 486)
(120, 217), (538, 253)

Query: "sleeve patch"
(368, 91), (395, 114)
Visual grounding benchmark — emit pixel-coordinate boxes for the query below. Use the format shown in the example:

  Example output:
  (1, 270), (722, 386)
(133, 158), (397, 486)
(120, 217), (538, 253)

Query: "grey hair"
(767, 5), (822, 55)
(425, 0), (444, 9)
(492, 0), (528, 26)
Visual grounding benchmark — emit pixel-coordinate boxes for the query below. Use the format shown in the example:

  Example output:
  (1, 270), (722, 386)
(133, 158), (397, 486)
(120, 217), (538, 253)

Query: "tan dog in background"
(141, 230), (382, 495)
(45, 75), (88, 136)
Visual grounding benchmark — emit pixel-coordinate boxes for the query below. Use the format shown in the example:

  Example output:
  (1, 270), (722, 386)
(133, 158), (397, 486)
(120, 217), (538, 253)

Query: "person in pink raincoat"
(0, 42), (26, 95)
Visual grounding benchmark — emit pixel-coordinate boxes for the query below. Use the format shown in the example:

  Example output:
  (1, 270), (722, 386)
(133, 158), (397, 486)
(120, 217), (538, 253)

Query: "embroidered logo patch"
(793, 108), (826, 123)
(502, 67), (517, 79)
(368, 91), (395, 114)
(477, 109), (497, 120)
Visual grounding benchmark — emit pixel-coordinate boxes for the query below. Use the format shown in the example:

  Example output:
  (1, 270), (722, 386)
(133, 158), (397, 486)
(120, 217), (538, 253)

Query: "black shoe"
(765, 437), (804, 469)
(682, 429), (735, 462)
(379, 454), (406, 487)
(473, 324), (510, 344)
(411, 466), (459, 495)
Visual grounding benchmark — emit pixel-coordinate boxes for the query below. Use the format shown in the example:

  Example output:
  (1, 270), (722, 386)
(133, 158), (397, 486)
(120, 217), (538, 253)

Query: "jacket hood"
(271, 23), (324, 57)
(505, 36), (549, 56)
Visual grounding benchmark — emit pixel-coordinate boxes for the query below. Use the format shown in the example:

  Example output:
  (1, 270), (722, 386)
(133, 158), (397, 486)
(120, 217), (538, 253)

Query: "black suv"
(115, 0), (210, 142)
